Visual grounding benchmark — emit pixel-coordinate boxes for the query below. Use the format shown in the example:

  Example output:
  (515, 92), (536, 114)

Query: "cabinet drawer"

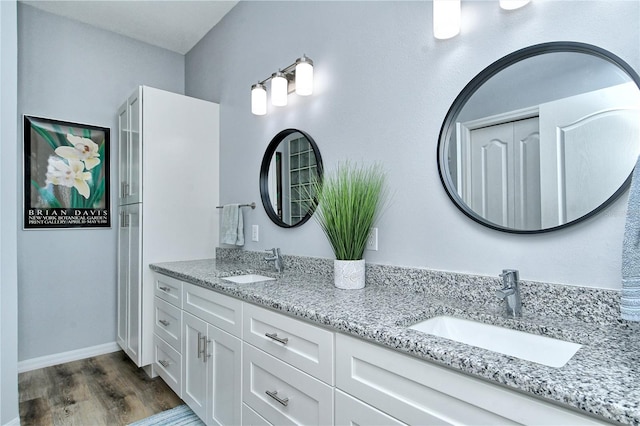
(154, 335), (181, 397)
(242, 403), (272, 426)
(154, 273), (183, 307)
(154, 297), (182, 351)
(243, 343), (333, 426)
(182, 283), (242, 337)
(335, 389), (405, 426)
(336, 333), (606, 426)
(243, 303), (334, 384)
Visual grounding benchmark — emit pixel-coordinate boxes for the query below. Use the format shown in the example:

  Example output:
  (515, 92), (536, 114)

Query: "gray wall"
(17, 4), (185, 361)
(186, 0), (640, 290)
(1, 1), (19, 422)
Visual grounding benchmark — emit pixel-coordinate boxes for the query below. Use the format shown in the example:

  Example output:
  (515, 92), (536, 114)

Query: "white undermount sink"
(221, 274), (276, 284)
(409, 315), (581, 368)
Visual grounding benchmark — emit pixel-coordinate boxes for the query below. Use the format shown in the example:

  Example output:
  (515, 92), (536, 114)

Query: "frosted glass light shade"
(295, 57), (314, 96)
(271, 72), (288, 106)
(251, 83), (267, 116)
(433, 0), (461, 40)
(500, 0), (531, 10)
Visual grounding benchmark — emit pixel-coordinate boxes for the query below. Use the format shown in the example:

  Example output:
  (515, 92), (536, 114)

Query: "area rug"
(128, 404), (204, 426)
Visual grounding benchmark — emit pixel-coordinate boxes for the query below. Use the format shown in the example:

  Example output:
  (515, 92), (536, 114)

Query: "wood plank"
(19, 351), (182, 425)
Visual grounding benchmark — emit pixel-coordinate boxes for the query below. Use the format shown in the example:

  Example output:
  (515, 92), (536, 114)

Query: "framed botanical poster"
(23, 115), (110, 229)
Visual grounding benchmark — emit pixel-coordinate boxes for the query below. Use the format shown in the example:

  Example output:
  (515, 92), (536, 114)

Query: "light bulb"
(433, 0), (461, 40)
(295, 56), (314, 96)
(271, 71), (288, 106)
(251, 83), (267, 115)
(500, 0), (531, 10)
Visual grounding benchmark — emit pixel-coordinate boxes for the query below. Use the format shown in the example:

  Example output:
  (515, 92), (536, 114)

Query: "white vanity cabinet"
(117, 86), (219, 369)
(335, 333), (607, 426)
(152, 274), (243, 426)
(151, 271), (609, 426)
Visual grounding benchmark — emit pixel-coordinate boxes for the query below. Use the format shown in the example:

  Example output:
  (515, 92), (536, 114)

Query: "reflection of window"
(289, 136), (318, 223)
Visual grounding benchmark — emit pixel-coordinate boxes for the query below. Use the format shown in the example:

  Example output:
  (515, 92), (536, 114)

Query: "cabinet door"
(116, 206), (129, 350)
(117, 204), (142, 365)
(182, 312), (208, 421)
(117, 102), (129, 203)
(118, 88), (142, 205)
(206, 324), (242, 426)
(127, 89), (142, 203)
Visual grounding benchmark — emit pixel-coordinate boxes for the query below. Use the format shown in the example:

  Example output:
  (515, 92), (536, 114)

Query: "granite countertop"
(150, 258), (640, 425)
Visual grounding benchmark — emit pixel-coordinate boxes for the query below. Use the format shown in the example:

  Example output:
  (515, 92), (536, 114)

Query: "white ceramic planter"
(334, 259), (366, 289)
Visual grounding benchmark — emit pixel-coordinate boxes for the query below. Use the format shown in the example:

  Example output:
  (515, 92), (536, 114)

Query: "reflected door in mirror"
(539, 82), (640, 227)
(462, 118), (541, 230)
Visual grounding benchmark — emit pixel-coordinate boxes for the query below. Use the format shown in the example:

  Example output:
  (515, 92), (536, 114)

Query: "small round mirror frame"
(259, 128), (324, 228)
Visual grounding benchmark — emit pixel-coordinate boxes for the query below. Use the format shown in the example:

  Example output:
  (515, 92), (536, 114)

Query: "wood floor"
(19, 351), (183, 426)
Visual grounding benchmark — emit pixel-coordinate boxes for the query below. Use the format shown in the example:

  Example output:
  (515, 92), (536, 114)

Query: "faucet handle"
(500, 268), (519, 277)
(499, 269), (519, 283)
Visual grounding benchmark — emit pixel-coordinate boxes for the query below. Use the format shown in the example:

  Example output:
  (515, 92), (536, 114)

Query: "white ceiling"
(21, 1), (239, 55)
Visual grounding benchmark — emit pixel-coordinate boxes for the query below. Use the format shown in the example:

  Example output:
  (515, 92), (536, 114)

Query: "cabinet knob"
(265, 390), (289, 406)
(159, 286), (171, 292)
(265, 332), (289, 345)
(159, 319), (170, 327)
(158, 359), (170, 368)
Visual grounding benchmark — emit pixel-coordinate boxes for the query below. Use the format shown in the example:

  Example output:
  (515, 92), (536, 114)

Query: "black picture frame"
(23, 115), (111, 229)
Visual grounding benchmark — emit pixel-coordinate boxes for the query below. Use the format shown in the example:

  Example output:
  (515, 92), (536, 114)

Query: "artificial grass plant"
(311, 161), (387, 261)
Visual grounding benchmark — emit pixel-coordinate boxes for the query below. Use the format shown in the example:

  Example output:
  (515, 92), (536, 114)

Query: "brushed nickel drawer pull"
(265, 332), (288, 344)
(159, 319), (170, 326)
(158, 359), (170, 368)
(159, 286), (171, 292)
(197, 331), (203, 359)
(204, 339), (212, 363)
(265, 390), (289, 406)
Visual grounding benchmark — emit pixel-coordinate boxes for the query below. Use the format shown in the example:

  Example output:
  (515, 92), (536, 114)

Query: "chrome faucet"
(496, 269), (522, 317)
(264, 248), (284, 273)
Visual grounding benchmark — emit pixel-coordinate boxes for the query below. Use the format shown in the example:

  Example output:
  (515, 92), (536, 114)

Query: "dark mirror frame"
(437, 41), (640, 234)
(260, 128), (324, 228)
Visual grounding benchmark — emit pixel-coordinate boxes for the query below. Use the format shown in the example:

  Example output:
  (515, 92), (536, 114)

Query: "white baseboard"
(18, 342), (121, 373)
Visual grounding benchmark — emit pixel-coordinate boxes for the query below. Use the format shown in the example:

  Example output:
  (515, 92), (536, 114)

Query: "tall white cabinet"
(117, 86), (220, 369)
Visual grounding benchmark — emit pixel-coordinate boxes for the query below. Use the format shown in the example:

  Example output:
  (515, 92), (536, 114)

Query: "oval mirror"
(260, 129), (323, 228)
(438, 42), (640, 233)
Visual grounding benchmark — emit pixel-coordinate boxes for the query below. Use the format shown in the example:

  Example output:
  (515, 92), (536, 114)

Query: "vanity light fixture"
(433, 0), (461, 40)
(250, 54), (314, 116)
(271, 71), (289, 107)
(499, 0), (531, 10)
(251, 83), (267, 115)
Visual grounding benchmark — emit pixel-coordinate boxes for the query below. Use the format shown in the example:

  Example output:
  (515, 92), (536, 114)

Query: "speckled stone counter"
(150, 251), (640, 425)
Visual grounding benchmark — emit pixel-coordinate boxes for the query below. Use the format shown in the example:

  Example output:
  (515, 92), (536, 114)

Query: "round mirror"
(260, 129), (323, 228)
(438, 42), (640, 233)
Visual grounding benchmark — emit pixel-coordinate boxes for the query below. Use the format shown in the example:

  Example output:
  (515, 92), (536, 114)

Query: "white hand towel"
(622, 155), (640, 321)
(221, 204), (244, 246)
